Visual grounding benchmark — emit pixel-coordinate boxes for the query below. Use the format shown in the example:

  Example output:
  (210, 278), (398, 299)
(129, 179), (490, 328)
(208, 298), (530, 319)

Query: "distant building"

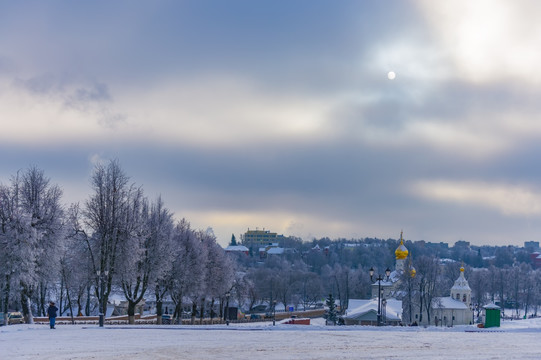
(525, 241), (540, 251)
(530, 252), (541, 269)
(454, 240), (470, 249)
(225, 245), (249, 256)
(259, 243), (280, 259)
(242, 228), (284, 247)
(258, 243), (296, 259)
(371, 231), (410, 299)
(343, 298), (402, 326)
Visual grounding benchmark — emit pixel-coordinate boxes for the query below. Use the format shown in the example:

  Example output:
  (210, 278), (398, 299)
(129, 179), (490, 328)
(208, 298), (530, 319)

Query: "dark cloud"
(2, 1), (541, 246)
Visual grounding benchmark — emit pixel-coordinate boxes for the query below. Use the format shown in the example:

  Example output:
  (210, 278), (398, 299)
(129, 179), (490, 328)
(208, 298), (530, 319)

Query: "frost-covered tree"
(117, 196), (175, 324)
(64, 204), (95, 316)
(198, 229), (235, 322)
(168, 219), (206, 323)
(0, 167), (64, 323)
(0, 168), (64, 321)
(74, 160), (141, 321)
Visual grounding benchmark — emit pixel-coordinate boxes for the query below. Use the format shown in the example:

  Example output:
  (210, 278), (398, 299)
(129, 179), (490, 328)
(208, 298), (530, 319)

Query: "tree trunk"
(63, 271), (75, 324)
(39, 282), (47, 316)
(85, 285), (91, 316)
(128, 301), (137, 325)
(21, 289), (34, 324)
(156, 297), (163, 325)
(174, 301), (182, 325)
(199, 298), (205, 324)
(191, 302), (197, 325)
(210, 298), (216, 323)
(59, 276), (64, 317)
(3, 274), (10, 325)
(26, 296), (34, 324)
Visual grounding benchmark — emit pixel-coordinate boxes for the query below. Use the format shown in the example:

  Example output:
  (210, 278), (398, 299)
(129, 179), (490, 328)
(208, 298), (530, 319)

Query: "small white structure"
(343, 298), (403, 326)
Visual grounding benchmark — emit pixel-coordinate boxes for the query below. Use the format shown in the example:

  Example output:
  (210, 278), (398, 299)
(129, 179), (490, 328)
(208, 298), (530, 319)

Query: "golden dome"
(395, 231), (408, 260)
(410, 268), (416, 278)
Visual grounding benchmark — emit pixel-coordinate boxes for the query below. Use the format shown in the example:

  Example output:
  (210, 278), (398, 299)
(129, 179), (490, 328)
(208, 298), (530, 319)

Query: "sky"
(2, 1), (541, 247)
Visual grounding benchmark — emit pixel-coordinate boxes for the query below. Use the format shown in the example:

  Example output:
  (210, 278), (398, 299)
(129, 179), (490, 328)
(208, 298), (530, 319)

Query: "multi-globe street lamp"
(369, 267), (391, 326)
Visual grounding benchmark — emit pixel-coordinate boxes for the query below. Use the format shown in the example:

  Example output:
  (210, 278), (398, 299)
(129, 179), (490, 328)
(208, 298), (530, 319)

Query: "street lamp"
(369, 267), (391, 326)
(273, 300), (277, 326)
(96, 270), (109, 328)
(225, 292), (230, 326)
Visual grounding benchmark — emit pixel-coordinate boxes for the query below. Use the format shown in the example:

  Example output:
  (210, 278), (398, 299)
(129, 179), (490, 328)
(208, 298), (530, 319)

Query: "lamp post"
(96, 270), (109, 328)
(369, 267), (391, 326)
(273, 300), (277, 326)
(225, 292), (230, 326)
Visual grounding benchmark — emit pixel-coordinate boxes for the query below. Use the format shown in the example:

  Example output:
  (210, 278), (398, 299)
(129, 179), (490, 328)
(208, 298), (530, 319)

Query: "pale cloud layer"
(1, 1), (541, 246)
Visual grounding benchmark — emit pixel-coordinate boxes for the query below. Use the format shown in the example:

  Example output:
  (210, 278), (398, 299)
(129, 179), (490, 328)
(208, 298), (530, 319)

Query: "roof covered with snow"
(267, 247), (285, 255)
(225, 245), (249, 252)
(451, 271), (471, 292)
(345, 298), (402, 321)
(432, 297), (469, 310)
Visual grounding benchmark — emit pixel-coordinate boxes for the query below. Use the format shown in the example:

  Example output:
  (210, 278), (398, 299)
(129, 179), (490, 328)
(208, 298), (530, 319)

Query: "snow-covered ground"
(2, 317), (541, 359)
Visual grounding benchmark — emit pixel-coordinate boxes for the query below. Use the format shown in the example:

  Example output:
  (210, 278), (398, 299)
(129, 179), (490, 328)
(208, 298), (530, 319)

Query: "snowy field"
(3, 318), (541, 359)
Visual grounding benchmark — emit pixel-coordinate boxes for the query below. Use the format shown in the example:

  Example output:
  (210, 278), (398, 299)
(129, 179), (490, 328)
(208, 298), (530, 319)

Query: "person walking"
(47, 301), (58, 329)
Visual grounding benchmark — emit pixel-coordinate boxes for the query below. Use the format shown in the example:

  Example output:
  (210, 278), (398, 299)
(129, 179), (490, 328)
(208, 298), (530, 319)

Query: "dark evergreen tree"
(230, 234), (237, 246)
(324, 293), (337, 325)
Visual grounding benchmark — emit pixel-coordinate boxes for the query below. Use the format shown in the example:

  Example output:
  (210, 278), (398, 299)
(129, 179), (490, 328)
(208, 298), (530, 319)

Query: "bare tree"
(469, 268), (488, 320)
(415, 256), (442, 325)
(397, 259), (418, 325)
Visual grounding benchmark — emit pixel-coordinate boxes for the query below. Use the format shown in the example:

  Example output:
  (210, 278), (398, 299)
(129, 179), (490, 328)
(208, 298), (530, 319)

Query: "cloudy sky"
(2, 0), (541, 247)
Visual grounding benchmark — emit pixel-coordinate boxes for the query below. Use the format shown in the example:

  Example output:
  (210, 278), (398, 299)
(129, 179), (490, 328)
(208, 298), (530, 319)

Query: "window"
(463, 294), (467, 302)
(456, 293), (460, 300)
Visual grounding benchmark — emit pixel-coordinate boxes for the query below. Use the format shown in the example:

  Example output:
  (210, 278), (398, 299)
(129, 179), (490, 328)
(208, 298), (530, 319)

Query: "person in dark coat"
(47, 302), (58, 329)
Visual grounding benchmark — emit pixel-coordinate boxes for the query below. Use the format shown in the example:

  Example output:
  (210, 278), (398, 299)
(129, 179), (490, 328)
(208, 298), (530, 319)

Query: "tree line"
(0, 161), (235, 324)
(230, 238), (541, 324)
(2, 160), (540, 325)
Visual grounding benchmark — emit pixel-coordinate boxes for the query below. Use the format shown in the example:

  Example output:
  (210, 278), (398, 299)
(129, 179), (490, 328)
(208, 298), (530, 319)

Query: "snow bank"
(3, 317), (541, 359)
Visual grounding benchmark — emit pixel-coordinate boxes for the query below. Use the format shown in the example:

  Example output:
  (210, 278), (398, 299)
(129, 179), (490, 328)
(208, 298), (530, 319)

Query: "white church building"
(420, 265), (473, 326)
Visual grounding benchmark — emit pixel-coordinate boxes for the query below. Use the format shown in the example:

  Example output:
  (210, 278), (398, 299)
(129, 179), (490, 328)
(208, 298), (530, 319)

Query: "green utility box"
(483, 303), (501, 328)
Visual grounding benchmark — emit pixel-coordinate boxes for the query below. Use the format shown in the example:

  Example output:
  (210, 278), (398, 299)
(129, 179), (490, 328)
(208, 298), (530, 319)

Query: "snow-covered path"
(2, 319), (541, 359)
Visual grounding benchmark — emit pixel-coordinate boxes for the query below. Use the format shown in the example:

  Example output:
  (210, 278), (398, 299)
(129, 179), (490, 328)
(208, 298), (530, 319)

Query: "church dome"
(452, 268), (471, 292)
(395, 231), (408, 260)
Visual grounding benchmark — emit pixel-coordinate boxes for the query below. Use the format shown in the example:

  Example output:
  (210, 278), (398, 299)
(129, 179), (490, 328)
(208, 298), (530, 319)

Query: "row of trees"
(0, 161), (235, 324)
(397, 258), (541, 325)
(2, 161), (541, 325)
(229, 249), (541, 325)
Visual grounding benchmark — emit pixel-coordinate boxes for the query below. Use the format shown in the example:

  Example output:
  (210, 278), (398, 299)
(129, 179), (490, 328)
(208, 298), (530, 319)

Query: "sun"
(387, 71), (396, 80)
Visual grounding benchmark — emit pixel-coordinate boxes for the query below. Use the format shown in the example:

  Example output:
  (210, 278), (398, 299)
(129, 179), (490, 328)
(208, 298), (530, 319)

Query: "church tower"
(450, 265), (471, 307)
(394, 231), (408, 272)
